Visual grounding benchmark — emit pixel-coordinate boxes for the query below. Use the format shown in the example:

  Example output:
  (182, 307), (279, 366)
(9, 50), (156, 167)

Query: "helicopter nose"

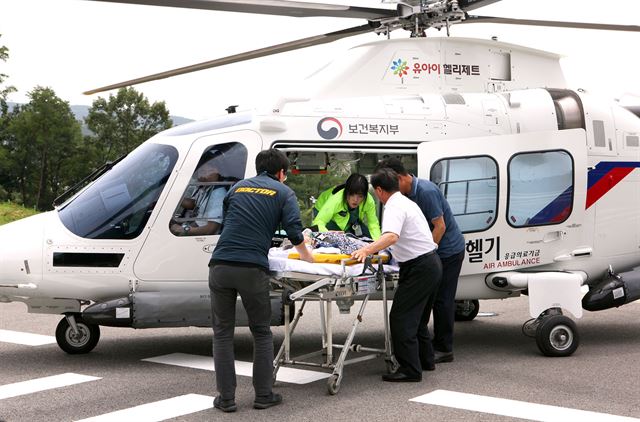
(0, 212), (46, 298)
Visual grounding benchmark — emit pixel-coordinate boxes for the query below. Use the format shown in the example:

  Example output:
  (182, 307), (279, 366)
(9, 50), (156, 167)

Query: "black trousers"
(209, 264), (273, 400)
(391, 251), (442, 378)
(432, 250), (465, 353)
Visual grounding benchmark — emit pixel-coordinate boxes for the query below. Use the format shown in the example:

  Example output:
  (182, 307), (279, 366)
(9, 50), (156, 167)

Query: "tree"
(85, 87), (173, 163)
(0, 34), (16, 114)
(8, 87), (83, 210)
(0, 34), (17, 200)
(0, 104), (20, 202)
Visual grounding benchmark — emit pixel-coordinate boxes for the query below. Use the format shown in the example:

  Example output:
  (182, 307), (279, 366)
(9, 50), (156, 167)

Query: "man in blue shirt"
(209, 149), (313, 412)
(376, 158), (465, 364)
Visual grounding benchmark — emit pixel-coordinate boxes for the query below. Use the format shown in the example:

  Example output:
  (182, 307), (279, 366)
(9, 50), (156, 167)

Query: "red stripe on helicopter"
(586, 164), (638, 209)
(550, 206), (572, 223)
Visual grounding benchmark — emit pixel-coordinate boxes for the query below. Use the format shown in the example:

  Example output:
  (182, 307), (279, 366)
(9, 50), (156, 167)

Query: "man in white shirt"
(352, 168), (442, 382)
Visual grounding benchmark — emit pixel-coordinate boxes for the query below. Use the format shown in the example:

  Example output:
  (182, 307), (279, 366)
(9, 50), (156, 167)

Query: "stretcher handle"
(338, 254), (386, 267)
(338, 255), (385, 277)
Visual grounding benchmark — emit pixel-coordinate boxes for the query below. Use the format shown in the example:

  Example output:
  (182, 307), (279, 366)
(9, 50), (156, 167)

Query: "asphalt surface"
(1, 296), (640, 421)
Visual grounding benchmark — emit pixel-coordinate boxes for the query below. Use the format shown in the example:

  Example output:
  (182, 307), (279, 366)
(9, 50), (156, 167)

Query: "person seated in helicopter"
(312, 173), (381, 239)
(171, 156), (228, 236)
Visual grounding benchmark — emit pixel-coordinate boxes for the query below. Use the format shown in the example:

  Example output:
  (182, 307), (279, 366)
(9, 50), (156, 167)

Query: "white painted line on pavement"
(410, 390), (640, 422)
(476, 312), (497, 317)
(143, 353), (330, 384)
(0, 329), (56, 346)
(74, 393), (213, 422)
(0, 373), (101, 400)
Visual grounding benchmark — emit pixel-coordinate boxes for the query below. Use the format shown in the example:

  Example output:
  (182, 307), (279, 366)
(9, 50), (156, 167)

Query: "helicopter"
(1, 0), (639, 359)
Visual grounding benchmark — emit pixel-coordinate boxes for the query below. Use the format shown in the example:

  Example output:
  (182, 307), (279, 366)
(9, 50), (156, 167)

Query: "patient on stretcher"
(269, 231), (395, 276)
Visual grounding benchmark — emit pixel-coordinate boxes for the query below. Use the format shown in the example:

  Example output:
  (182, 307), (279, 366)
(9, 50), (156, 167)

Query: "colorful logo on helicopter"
(391, 59), (409, 78)
(317, 117), (343, 140)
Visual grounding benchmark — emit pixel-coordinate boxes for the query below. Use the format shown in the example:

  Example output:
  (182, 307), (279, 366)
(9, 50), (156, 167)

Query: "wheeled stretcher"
(269, 252), (399, 395)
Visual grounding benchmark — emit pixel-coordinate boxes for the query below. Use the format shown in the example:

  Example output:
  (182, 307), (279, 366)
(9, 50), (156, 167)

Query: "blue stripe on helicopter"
(528, 161), (640, 223)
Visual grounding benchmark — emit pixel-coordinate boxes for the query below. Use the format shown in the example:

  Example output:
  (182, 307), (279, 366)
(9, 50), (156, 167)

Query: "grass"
(0, 201), (39, 225)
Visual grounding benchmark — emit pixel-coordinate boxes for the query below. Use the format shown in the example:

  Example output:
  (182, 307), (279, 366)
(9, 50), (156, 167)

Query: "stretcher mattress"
(268, 248), (399, 277)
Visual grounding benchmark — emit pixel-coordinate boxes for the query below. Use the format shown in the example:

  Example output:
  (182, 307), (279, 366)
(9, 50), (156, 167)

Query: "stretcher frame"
(271, 257), (398, 395)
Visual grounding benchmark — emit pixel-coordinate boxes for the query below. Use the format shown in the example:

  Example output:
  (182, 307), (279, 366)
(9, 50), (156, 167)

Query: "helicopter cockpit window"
(170, 142), (247, 237)
(507, 150), (574, 227)
(430, 156), (498, 233)
(58, 143), (178, 239)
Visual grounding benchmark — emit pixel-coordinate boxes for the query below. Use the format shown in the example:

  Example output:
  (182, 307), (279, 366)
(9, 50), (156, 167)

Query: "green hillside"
(0, 202), (39, 225)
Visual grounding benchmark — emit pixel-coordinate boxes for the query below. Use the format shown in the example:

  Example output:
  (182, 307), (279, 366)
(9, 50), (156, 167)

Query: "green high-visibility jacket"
(313, 185), (340, 214)
(312, 189), (381, 239)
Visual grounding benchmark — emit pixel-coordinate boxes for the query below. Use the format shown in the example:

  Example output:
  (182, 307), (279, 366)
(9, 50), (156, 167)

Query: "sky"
(1, 0), (639, 120)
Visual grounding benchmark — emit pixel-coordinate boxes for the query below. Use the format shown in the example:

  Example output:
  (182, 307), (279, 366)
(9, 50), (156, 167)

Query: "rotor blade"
(463, 15), (640, 32)
(87, 0), (397, 20)
(458, 0), (502, 12)
(84, 24), (375, 95)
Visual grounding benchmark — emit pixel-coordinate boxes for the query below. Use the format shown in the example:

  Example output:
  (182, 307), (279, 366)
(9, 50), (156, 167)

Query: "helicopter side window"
(430, 156), (498, 233)
(170, 142), (247, 237)
(58, 143), (178, 239)
(507, 150), (573, 227)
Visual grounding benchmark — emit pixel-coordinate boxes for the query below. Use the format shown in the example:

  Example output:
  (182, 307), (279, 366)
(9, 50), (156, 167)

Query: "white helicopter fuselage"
(1, 37), (639, 338)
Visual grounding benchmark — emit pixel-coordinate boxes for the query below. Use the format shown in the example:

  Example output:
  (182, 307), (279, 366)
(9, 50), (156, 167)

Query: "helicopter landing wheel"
(55, 314), (100, 355)
(535, 314), (579, 357)
(455, 300), (480, 321)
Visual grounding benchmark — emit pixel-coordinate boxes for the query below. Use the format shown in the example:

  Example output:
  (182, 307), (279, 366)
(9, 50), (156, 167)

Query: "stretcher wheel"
(535, 314), (579, 357)
(385, 359), (398, 374)
(327, 374), (340, 395)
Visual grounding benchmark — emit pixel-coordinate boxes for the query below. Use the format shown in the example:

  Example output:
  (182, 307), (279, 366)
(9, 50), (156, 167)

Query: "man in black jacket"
(209, 149), (313, 412)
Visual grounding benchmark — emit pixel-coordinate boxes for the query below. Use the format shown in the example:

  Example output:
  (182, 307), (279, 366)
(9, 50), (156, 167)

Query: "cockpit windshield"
(58, 143), (178, 239)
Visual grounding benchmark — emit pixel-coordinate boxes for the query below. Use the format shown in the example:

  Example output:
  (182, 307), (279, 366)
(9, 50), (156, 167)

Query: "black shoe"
(434, 351), (454, 363)
(382, 372), (422, 382)
(214, 396), (237, 413)
(421, 362), (436, 371)
(254, 392), (283, 409)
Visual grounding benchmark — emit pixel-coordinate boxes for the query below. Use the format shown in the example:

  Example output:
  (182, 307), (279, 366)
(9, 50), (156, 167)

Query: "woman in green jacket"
(312, 173), (381, 239)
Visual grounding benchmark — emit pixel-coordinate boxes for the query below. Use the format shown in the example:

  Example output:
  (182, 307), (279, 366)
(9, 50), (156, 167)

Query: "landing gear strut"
(55, 314), (101, 354)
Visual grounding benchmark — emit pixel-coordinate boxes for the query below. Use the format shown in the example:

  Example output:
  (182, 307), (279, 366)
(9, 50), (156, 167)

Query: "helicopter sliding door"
(417, 129), (587, 277)
(133, 131), (262, 281)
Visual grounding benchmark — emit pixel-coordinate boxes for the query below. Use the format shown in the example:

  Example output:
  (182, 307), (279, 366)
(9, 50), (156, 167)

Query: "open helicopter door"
(417, 129), (588, 279)
(134, 131), (262, 282)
